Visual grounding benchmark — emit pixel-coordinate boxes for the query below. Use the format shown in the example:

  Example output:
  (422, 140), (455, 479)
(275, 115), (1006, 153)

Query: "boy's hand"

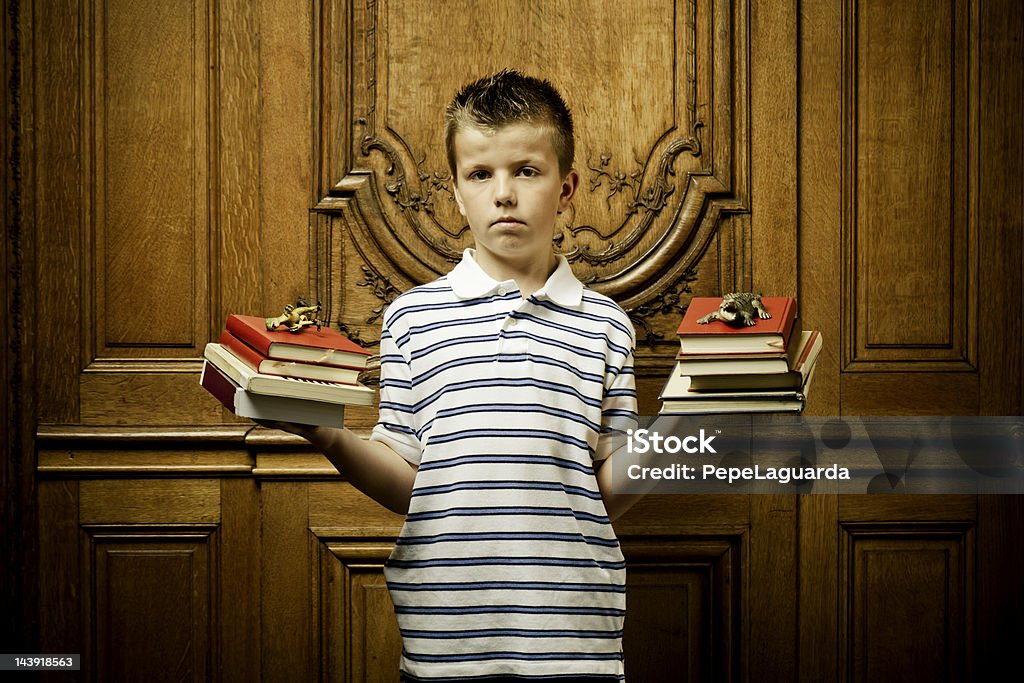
(251, 418), (326, 445)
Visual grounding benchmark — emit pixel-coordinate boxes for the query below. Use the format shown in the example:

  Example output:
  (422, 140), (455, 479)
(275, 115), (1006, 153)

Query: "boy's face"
(452, 122), (578, 274)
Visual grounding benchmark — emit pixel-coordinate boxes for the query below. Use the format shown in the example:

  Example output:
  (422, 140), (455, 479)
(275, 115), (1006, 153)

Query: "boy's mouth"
(491, 216), (525, 228)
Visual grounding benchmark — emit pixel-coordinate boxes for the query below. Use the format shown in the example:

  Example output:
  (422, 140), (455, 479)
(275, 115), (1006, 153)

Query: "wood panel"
(38, 480), (82, 682)
(86, 528), (216, 683)
(92, 0), (210, 351)
(79, 479), (220, 524)
(840, 523), (972, 682)
(33, 0), (86, 423)
(29, 0), (319, 428)
(621, 534), (743, 682)
(844, 0), (975, 371)
(316, 539), (402, 683)
(976, 0), (1024, 415)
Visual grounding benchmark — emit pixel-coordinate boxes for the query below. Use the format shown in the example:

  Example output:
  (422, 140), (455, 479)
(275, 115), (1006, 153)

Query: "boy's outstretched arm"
(596, 455), (644, 523)
(256, 422), (417, 514)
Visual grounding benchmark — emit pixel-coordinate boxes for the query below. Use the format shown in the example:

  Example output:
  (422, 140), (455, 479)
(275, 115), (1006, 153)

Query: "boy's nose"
(493, 178), (516, 205)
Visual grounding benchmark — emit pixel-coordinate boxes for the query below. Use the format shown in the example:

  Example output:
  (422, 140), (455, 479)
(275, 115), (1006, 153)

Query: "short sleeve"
(595, 320), (638, 462)
(368, 318), (423, 466)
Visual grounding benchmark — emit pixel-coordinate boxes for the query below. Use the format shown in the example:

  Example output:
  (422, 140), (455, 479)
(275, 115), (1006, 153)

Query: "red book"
(200, 357), (239, 411)
(218, 330), (362, 384)
(677, 296), (798, 354)
(225, 314), (371, 369)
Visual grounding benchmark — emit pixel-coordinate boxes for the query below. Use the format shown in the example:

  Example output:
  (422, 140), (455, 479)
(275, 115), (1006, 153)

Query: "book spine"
(203, 343), (256, 389)
(218, 329), (267, 372)
(225, 315), (274, 356)
(777, 298), (799, 348)
(200, 361), (238, 412)
(792, 329), (820, 372)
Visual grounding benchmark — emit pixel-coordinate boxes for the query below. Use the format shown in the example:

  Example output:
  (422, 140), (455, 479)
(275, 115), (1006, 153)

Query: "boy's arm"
(257, 421), (417, 514)
(596, 457), (643, 522)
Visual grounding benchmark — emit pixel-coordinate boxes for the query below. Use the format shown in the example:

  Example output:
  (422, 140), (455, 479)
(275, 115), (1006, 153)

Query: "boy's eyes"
(465, 167), (541, 181)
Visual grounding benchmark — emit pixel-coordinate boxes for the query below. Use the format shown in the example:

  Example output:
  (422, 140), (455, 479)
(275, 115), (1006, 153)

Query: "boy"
(280, 69), (638, 682)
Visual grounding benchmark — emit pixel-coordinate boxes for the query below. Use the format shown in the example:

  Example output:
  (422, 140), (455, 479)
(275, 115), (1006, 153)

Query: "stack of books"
(659, 296), (822, 414)
(200, 314), (375, 427)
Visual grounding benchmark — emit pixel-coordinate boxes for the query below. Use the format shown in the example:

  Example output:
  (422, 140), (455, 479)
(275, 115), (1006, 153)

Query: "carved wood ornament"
(313, 0), (749, 357)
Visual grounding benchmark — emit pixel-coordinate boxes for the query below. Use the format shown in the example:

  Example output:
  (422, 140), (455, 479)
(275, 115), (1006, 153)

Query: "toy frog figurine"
(696, 292), (772, 327)
(266, 297), (324, 333)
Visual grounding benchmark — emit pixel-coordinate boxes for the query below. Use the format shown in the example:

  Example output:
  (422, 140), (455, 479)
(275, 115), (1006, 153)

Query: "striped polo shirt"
(370, 249), (638, 681)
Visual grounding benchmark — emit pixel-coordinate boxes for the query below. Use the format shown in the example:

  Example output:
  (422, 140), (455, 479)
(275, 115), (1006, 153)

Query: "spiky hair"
(444, 69), (575, 179)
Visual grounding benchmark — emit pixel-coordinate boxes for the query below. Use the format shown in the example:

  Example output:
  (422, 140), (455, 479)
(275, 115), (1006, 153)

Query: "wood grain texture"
(840, 523), (972, 682)
(749, 495), (797, 680)
(260, 481), (312, 682)
(79, 368), (229, 425)
(841, 372), (979, 416)
(621, 534), (743, 681)
(79, 479), (220, 525)
(87, 528), (216, 682)
(95, 0), (209, 349)
(977, 0), (1024, 415)
(256, 0), (315, 312)
(798, 0), (843, 415)
(37, 480), (82, 675)
(798, 495), (840, 682)
(845, 0), (975, 370)
(315, 539), (402, 682)
(220, 478), (262, 683)
(37, 447), (252, 475)
(33, 0), (84, 423)
(750, 0), (798, 297)
(216, 0), (263, 320)
(308, 481), (407, 532)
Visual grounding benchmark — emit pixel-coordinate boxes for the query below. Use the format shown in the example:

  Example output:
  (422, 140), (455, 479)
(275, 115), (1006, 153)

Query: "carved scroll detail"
(626, 268), (698, 348)
(336, 264), (403, 349)
(564, 134), (702, 269)
(358, 121), (466, 263)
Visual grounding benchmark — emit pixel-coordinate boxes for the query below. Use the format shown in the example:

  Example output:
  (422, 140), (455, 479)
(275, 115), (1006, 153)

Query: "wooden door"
(798, 0), (1024, 680)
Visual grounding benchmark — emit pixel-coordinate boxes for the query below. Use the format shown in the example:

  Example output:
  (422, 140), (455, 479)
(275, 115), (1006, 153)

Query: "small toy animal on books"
(696, 292), (772, 327)
(266, 298), (324, 333)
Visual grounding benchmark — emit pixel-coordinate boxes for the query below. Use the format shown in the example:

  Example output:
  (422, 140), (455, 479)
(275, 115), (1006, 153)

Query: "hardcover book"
(203, 342), (375, 406)
(659, 367), (815, 415)
(686, 330), (822, 391)
(673, 331), (808, 376)
(200, 361), (346, 428)
(225, 314), (371, 369)
(218, 330), (362, 384)
(677, 296), (798, 354)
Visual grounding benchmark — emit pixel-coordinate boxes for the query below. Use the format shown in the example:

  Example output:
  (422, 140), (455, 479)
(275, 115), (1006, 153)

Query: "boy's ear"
(557, 169), (580, 214)
(452, 180), (467, 217)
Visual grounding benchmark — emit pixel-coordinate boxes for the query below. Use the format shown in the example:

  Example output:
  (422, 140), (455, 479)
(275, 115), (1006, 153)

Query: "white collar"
(448, 249), (584, 307)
